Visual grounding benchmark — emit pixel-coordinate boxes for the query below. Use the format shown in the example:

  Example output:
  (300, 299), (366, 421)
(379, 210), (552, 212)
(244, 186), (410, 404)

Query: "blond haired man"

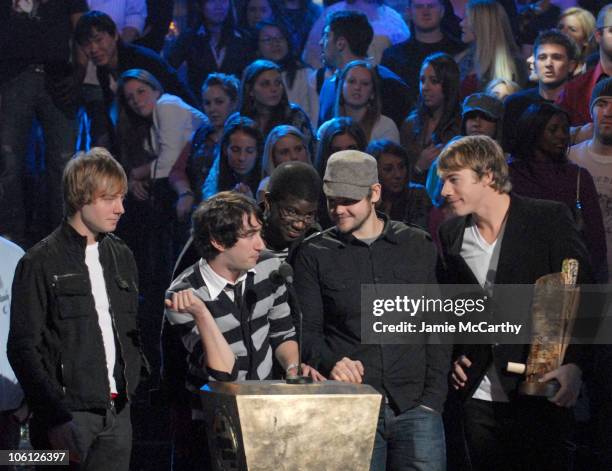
(438, 135), (591, 470)
(8, 148), (146, 470)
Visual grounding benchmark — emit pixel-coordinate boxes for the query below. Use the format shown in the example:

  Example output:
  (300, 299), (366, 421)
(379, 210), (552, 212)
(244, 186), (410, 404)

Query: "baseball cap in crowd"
(462, 93), (504, 121)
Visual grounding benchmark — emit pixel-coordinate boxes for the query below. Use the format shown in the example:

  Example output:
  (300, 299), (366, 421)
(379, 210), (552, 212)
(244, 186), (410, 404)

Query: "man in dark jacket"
(8, 148), (146, 469)
(294, 150), (450, 470)
(437, 135), (591, 470)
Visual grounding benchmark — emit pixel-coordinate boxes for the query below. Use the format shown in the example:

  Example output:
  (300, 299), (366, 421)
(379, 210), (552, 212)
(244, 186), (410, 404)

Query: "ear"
(481, 172), (494, 187)
(567, 59), (577, 75)
(370, 183), (382, 204)
(595, 29), (603, 45)
(336, 36), (347, 52)
(210, 238), (226, 253)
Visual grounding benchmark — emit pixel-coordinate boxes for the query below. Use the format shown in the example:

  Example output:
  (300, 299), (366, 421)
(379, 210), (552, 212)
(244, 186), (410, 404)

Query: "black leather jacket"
(8, 223), (147, 427)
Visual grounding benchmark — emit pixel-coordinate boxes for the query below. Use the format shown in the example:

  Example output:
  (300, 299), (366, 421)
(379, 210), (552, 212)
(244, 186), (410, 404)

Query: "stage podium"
(200, 380), (382, 471)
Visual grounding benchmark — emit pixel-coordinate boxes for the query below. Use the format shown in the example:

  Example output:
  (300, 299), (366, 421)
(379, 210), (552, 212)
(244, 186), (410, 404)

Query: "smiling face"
(203, 84), (236, 129)
(327, 189), (380, 235)
(258, 25), (289, 62)
(272, 134), (308, 166)
(267, 196), (318, 242)
(251, 69), (284, 108)
(535, 113), (570, 160)
(122, 79), (160, 118)
(342, 66), (374, 110)
(419, 64), (444, 112)
(81, 28), (119, 67)
(441, 168), (492, 216)
(227, 130), (258, 175)
(378, 153), (408, 195)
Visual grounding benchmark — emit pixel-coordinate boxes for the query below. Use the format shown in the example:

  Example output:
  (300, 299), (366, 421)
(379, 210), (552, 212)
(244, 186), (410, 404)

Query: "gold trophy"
(507, 259), (580, 396)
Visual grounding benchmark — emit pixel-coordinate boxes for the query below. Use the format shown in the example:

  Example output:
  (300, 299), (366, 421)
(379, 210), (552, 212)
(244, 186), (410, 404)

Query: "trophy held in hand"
(507, 259), (580, 397)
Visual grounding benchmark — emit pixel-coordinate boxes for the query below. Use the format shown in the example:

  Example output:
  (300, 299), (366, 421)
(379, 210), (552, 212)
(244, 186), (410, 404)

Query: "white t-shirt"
(85, 243), (118, 394)
(0, 237), (25, 411)
(461, 223), (509, 402)
(569, 140), (612, 282)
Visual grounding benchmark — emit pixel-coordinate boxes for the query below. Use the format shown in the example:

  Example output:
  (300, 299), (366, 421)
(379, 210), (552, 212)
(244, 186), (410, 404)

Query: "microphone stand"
(284, 277), (313, 385)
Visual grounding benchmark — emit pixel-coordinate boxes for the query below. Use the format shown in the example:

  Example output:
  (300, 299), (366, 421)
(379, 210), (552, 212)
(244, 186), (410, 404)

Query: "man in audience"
(0, 0), (88, 246)
(438, 135), (591, 470)
(317, 11), (412, 128)
(381, 0), (464, 105)
(570, 78), (612, 282)
(81, 0), (148, 146)
(294, 150), (450, 470)
(558, 4), (612, 125)
(504, 29), (577, 152)
(8, 148), (146, 468)
(74, 11), (196, 146)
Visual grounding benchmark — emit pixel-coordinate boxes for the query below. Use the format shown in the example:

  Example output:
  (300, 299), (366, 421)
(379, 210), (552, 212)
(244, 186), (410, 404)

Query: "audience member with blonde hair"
(456, 0), (528, 97)
(558, 6), (596, 75)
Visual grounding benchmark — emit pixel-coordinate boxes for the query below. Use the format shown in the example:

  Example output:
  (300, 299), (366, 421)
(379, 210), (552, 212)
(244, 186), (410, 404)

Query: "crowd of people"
(3, 0), (612, 470)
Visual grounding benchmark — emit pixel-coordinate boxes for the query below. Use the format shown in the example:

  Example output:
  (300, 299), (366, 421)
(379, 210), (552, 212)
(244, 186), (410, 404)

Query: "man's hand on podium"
(287, 363), (326, 381)
(330, 357), (365, 383)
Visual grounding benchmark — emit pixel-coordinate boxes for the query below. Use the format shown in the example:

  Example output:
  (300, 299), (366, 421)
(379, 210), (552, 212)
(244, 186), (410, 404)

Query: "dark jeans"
(30, 403), (132, 471)
(370, 403), (446, 471)
(463, 397), (573, 471)
(0, 67), (77, 245)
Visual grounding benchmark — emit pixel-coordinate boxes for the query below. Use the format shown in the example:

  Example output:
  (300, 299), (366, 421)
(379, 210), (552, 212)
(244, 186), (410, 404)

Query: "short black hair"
(75, 11), (118, 45)
(327, 11), (373, 58)
(268, 161), (322, 203)
(533, 29), (578, 62)
(192, 191), (263, 261)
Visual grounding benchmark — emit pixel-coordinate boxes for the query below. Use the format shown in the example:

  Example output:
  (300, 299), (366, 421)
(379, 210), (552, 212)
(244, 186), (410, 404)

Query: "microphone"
(270, 262), (312, 384)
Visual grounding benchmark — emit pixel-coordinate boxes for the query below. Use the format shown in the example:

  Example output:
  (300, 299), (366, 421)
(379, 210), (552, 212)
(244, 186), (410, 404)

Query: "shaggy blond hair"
(63, 147), (127, 216)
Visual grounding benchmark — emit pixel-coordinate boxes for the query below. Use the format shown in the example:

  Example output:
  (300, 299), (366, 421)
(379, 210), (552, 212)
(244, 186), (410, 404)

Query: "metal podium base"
(200, 380), (382, 471)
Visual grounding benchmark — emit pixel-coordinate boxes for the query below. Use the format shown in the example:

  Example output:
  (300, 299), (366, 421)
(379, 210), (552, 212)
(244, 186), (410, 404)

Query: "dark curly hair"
(192, 191), (263, 260)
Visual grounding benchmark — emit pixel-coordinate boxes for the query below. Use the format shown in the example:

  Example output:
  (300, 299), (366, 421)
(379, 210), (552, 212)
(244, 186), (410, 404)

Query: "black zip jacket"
(8, 223), (147, 427)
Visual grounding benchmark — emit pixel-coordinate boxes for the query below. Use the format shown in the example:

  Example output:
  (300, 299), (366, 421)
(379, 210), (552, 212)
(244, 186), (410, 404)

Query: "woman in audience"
(400, 52), (462, 184)
(203, 115), (264, 200)
(455, 0), (528, 97)
(314, 116), (367, 228)
(485, 78), (521, 101)
(321, 60), (399, 143)
(558, 7), (596, 76)
(257, 125), (312, 200)
(256, 21), (318, 122)
(239, 59), (315, 151)
(167, 0), (253, 98)
(169, 73), (240, 205)
(509, 102), (607, 282)
(314, 116), (368, 176)
(368, 139), (432, 230)
(116, 68), (207, 321)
